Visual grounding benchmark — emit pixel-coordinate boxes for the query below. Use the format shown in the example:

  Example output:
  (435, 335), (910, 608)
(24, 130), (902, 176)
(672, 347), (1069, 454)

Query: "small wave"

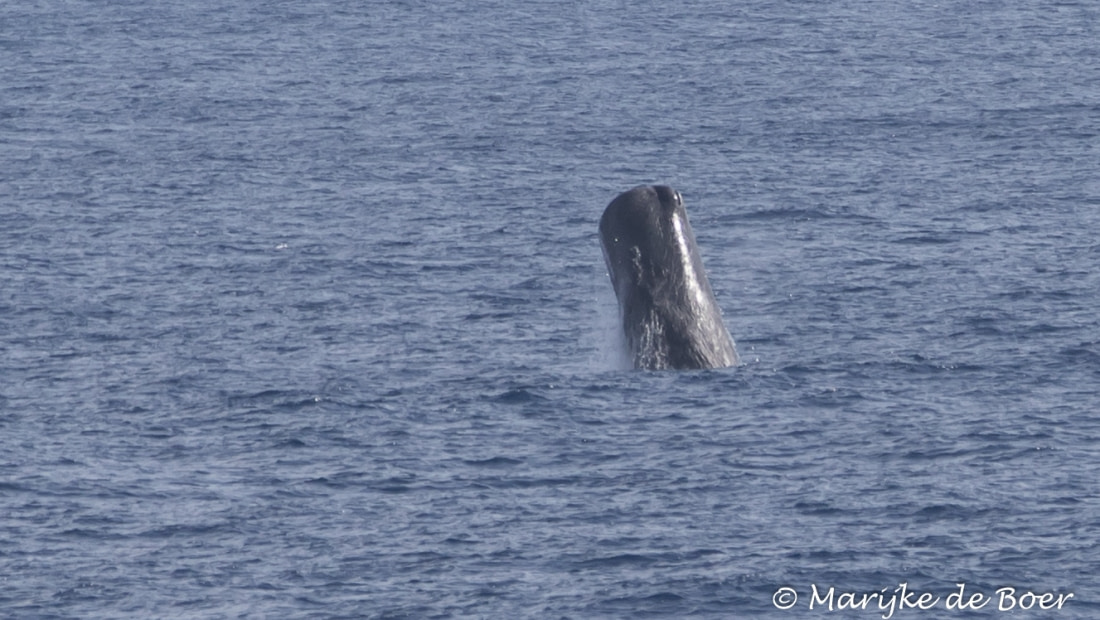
(462, 456), (522, 467)
(493, 388), (543, 403)
(225, 389), (323, 412)
(576, 553), (659, 568)
(719, 207), (840, 223)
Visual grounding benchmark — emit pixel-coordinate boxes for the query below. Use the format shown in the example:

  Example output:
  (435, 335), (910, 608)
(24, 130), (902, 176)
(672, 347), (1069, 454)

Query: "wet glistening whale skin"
(599, 185), (738, 370)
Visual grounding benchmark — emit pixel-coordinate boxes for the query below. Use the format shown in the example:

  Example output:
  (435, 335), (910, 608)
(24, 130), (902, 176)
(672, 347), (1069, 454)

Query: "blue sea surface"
(3, 1), (1100, 617)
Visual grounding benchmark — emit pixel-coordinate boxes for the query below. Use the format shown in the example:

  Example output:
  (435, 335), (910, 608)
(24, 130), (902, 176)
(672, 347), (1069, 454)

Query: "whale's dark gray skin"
(599, 185), (738, 370)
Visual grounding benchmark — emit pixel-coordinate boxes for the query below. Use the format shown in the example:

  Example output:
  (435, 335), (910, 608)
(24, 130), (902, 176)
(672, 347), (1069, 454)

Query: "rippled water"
(3, 1), (1100, 617)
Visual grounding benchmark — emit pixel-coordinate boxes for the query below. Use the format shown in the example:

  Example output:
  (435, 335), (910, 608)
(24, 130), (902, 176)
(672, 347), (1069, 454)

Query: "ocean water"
(3, 0), (1100, 617)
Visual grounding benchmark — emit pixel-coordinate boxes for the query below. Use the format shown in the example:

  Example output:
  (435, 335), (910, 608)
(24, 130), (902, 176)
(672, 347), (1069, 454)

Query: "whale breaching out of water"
(599, 185), (738, 370)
